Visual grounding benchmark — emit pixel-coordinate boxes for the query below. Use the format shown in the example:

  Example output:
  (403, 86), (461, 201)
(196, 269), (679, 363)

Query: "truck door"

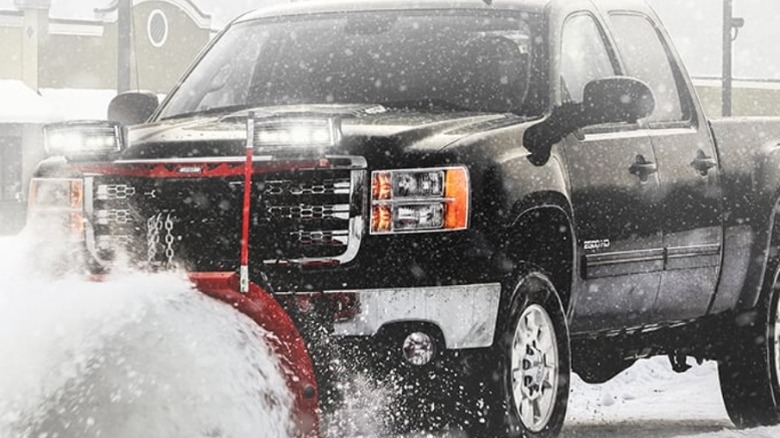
(608, 12), (723, 322)
(558, 13), (663, 333)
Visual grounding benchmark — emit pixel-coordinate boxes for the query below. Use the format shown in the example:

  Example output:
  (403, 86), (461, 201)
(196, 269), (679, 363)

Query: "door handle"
(629, 154), (658, 182)
(690, 150), (717, 176)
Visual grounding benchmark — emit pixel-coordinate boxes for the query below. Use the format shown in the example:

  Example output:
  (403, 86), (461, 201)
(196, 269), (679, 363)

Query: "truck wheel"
(719, 266), (780, 428)
(471, 271), (570, 437)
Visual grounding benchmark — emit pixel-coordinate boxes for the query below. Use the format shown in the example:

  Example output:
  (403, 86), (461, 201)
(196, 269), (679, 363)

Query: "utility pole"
(722, 0), (745, 117)
(117, 0), (132, 93)
(722, 0), (732, 117)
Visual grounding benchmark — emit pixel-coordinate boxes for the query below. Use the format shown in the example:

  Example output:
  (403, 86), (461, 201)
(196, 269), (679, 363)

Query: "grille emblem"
(178, 166), (203, 174)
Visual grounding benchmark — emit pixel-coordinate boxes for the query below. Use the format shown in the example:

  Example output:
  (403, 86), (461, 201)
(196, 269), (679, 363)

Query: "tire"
(718, 264), (780, 428)
(468, 270), (571, 438)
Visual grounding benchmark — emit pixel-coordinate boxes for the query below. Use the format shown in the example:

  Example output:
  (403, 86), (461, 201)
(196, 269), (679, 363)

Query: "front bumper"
(327, 283), (501, 349)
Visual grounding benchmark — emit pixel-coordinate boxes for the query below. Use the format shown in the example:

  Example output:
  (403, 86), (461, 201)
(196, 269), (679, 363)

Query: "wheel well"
(504, 207), (575, 311)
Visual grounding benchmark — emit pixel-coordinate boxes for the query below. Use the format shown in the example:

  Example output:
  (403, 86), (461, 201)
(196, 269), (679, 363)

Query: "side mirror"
(582, 76), (655, 125)
(108, 91), (159, 126)
(523, 76), (654, 166)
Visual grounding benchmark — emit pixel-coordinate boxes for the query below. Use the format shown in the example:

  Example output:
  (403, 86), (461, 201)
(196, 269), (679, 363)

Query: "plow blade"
(189, 272), (320, 438)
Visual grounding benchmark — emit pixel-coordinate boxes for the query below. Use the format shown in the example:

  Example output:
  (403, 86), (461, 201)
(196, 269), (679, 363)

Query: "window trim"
(560, 11), (641, 135)
(560, 12), (621, 99)
(607, 11), (696, 130)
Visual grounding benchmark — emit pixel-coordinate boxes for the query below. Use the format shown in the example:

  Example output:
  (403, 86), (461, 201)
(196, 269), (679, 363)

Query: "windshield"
(158, 10), (542, 119)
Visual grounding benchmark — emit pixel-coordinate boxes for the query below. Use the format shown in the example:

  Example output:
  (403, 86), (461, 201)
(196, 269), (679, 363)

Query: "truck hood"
(123, 104), (521, 160)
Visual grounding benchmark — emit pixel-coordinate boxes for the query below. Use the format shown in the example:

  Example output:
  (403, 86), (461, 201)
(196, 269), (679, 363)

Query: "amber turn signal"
(444, 167), (469, 231)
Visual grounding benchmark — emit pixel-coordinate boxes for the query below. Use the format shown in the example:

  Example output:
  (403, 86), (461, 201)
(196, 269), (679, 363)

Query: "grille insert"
(87, 165), (364, 270)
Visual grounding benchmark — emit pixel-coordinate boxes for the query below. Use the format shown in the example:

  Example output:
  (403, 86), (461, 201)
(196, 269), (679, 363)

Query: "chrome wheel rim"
(511, 304), (559, 432)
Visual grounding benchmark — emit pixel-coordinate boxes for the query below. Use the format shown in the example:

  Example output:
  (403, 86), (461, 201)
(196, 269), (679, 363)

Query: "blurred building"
(0, 0), (215, 234)
(0, 0), (212, 93)
(0, 80), (60, 234)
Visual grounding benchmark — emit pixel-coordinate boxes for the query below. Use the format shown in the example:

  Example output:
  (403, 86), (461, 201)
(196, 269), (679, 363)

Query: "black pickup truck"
(26, 0), (780, 436)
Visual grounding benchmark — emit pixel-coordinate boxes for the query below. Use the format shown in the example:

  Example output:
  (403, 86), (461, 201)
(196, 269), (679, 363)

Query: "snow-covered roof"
(0, 80), (61, 124)
(40, 88), (117, 121)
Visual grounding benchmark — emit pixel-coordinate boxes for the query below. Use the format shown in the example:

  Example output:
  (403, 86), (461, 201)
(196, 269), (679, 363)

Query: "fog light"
(402, 332), (436, 366)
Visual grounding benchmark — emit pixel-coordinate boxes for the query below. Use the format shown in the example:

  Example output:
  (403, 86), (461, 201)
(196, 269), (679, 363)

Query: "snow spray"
(0, 233), (294, 438)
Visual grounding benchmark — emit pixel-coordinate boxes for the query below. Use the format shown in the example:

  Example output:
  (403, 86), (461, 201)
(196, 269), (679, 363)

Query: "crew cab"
(27, 0), (780, 436)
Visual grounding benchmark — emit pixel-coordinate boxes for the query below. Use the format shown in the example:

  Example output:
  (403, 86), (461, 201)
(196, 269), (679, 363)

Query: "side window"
(560, 14), (616, 103)
(609, 14), (687, 124)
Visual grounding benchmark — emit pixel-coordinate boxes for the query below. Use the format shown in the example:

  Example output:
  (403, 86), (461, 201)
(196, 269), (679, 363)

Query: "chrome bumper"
(332, 283), (501, 349)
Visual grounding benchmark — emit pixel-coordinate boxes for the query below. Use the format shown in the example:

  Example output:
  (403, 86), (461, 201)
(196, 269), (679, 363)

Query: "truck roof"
(235, 0), (653, 22)
(235, 0), (549, 22)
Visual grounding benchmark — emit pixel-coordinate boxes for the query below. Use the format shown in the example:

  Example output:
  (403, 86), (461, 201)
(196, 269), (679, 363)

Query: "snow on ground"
(564, 357), (733, 438)
(0, 233), (293, 438)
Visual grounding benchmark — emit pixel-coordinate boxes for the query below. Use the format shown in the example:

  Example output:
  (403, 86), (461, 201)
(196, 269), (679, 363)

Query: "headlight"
(370, 167), (469, 234)
(44, 121), (125, 159)
(28, 178), (85, 241)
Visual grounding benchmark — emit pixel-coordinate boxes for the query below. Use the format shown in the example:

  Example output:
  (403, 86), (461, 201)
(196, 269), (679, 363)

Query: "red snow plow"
(35, 115), (324, 437)
(190, 272), (320, 438)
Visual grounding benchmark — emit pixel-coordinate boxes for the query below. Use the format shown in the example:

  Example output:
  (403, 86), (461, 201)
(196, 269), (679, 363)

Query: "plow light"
(254, 117), (341, 149)
(402, 332), (436, 366)
(44, 121), (125, 160)
(370, 167), (469, 234)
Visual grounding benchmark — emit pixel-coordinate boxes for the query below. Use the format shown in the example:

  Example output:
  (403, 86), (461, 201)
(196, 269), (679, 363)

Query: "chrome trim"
(666, 243), (721, 270)
(325, 283), (501, 349)
(585, 248), (665, 266)
(585, 245), (722, 276)
(666, 244), (721, 259)
(584, 248), (665, 279)
(264, 168), (365, 266)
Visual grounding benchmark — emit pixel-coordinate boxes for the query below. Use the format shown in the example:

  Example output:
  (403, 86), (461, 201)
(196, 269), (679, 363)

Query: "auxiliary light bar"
(44, 120), (125, 160)
(253, 117), (342, 149)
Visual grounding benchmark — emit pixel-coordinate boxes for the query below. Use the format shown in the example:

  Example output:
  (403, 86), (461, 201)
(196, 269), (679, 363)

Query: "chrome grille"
(86, 158), (365, 270)
(263, 178), (351, 196)
(268, 204), (350, 220)
(292, 230), (349, 246)
(96, 184), (136, 200)
(95, 209), (133, 225)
